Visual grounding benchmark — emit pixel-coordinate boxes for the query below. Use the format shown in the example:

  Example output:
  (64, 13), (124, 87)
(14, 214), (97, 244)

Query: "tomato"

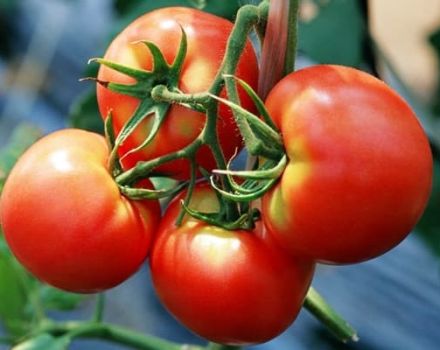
(0, 129), (160, 293)
(150, 184), (314, 345)
(262, 65), (433, 264)
(97, 7), (258, 179)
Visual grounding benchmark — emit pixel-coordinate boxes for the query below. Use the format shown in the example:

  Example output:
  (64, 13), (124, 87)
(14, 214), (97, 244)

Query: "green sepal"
(169, 27), (188, 75)
(119, 181), (188, 200)
(107, 98), (169, 172)
(214, 155), (287, 180)
(89, 57), (150, 84)
(223, 74), (278, 131)
(121, 102), (170, 159)
(139, 40), (169, 74)
(104, 113), (123, 177)
(209, 93), (284, 159)
(210, 175), (278, 203)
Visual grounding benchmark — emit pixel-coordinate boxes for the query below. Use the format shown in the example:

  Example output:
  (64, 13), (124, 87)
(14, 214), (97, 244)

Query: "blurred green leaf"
(39, 286), (82, 312)
(12, 334), (70, 350)
(0, 247), (31, 337)
(113, 0), (239, 27)
(188, 0), (207, 9)
(0, 0), (14, 10)
(0, 124), (42, 192)
(0, 0), (17, 57)
(298, 0), (365, 67)
(69, 89), (104, 134)
(416, 160), (440, 257)
(428, 27), (440, 117)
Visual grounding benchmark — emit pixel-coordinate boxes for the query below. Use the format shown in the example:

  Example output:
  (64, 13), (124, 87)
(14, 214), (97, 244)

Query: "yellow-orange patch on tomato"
(192, 227), (242, 267)
(268, 144), (311, 233)
(170, 108), (204, 138)
(282, 158), (311, 192)
(181, 58), (212, 92)
(266, 185), (290, 232)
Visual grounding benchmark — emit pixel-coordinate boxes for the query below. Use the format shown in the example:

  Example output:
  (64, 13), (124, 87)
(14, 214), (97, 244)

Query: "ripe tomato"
(150, 184), (314, 345)
(0, 129), (160, 293)
(262, 65), (433, 264)
(97, 7), (258, 179)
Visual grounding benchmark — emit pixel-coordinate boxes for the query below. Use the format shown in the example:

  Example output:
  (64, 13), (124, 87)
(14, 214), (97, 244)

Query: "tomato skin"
(0, 129), (160, 293)
(97, 7), (258, 179)
(262, 65), (433, 264)
(150, 184), (314, 345)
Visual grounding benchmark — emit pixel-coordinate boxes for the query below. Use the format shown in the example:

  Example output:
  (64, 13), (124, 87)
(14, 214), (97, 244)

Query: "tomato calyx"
(181, 199), (261, 230)
(88, 28), (188, 170)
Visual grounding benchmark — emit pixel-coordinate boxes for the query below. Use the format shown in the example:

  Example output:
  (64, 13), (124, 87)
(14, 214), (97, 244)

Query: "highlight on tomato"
(262, 64), (433, 264)
(96, 7), (259, 179)
(150, 184), (315, 345)
(0, 129), (160, 293)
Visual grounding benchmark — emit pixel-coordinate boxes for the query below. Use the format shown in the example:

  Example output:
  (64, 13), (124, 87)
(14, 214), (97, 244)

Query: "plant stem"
(207, 343), (241, 350)
(92, 293), (105, 323)
(284, 0), (300, 74)
(115, 137), (203, 185)
(37, 321), (203, 350)
(151, 85), (210, 106)
(359, 0), (380, 77)
(304, 287), (358, 343)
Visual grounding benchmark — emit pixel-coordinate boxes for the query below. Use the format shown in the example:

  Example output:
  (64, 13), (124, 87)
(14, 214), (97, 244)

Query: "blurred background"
(0, 0), (440, 349)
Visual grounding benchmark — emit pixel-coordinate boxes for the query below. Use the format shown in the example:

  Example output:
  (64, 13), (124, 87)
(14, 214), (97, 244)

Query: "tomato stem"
(115, 137), (203, 185)
(304, 287), (359, 343)
(92, 293), (105, 323)
(206, 343), (241, 350)
(35, 321), (203, 350)
(151, 85), (210, 106)
(175, 159), (197, 226)
(284, 0), (300, 75)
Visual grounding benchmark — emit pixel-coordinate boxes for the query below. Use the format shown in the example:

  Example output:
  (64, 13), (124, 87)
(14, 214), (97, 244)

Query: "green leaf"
(69, 89), (104, 134)
(416, 160), (440, 257)
(12, 334), (70, 350)
(0, 124), (42, 192)
(39, 286), (83, 312)
(298, 0), (365, 67)
(188, 0), (207, 9)
(0, 248), (31, 337)
(428, 27), (440, 117)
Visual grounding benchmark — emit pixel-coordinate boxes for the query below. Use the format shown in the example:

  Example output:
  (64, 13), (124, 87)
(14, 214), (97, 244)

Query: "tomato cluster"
(0, 6), (433, 346)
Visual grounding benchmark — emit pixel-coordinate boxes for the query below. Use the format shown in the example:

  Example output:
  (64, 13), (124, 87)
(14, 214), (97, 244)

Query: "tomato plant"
(97, 7), (258, 179)
(262, 65), (433, 264)
(150, 184), (315, 345)
(3, 0), (436, 348)
(0, 129), (160, 293)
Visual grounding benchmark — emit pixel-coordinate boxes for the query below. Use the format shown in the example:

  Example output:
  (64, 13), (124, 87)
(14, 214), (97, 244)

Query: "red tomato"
(262, 65), (433, 264)
(150, 184), (314, 345)
(97, 7), (258, 179)
(0, 129), (160, 293)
